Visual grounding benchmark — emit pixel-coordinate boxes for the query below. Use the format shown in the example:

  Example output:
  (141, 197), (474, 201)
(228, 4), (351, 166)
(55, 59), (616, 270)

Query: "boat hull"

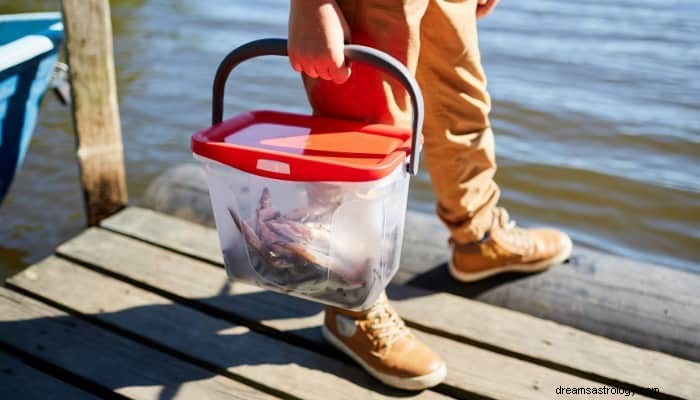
(0, 12), (63, 203)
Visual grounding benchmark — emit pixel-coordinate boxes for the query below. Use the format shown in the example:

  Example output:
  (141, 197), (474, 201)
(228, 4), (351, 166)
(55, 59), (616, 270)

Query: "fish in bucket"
(191, 38), (424, 310)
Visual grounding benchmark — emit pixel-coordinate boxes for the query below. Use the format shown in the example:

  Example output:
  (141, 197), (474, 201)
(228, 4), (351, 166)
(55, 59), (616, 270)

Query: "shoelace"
(493, 207), (535, 253)
(365, 299), (411, 357)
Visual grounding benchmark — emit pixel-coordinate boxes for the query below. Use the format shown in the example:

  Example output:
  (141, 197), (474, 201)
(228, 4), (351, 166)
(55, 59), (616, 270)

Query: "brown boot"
(449, 207), (572, 282)
(322, 293), (447, 390)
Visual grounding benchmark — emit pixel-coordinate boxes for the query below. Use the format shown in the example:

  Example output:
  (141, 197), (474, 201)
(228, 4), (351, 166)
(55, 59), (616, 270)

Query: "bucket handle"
(212, 38), (424, 176)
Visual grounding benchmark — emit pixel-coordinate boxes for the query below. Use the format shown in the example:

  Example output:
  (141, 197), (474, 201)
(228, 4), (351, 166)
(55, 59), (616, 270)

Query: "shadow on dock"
(1, 288), (422, 400)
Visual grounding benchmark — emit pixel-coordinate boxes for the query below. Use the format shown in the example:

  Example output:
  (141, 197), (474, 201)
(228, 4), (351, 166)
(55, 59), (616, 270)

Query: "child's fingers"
(329, 64), (351, 84)
(316, 62), (332, 80)
(305, 65), (319, 79)
(288, 50), (303, 73)
(292, 55), (348, 82)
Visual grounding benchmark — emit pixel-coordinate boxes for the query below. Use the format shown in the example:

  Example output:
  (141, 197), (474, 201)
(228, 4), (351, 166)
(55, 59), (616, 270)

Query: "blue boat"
(0, 12), (63, 203)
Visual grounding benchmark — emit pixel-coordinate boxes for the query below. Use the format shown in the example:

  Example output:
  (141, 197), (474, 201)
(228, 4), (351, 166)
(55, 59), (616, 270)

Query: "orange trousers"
(304, 0), (499, 243)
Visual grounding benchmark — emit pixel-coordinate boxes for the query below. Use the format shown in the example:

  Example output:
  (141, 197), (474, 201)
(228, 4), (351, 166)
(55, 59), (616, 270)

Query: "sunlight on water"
(0, 0), (698, 277)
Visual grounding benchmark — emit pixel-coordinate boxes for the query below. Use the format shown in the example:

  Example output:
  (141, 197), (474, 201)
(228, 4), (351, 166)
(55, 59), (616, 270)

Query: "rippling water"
(1, 0), (698, 279)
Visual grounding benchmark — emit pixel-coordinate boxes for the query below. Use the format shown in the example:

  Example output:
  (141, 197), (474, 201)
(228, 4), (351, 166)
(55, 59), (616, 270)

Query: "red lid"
(191, 110), (411, 182)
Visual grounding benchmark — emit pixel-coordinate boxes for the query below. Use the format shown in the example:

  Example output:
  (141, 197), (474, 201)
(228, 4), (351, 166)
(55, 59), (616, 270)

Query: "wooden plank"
(140, 165), (700, 362)
(399, 208), (700, 364)
(0, 287), (275, 400)
(62, 0), (128, 225)
(387, 286), (700, 399)
(0, 351), (100, 400)
(102, 207), (221, 263)
(56, 228), (659, 400)
(101, 207), (700, 399)
(9, 258), (446, 400)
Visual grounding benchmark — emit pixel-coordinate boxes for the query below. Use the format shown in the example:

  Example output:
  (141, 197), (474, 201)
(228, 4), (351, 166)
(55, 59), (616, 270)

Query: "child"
(288, 0), (572, 390)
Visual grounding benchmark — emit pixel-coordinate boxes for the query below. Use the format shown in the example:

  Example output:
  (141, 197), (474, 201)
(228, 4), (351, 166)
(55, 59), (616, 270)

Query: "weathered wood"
(100, 207), (700, 399)
(141, 164), (700, 362)
(398, 211), (700, 361)
(0, 287), (275, 400)
(0, 351), (100, 400)
(102, 206), (221, 263)
(387, 286), (700, 399)
(56, 228), (662, 400)
(62, 0), (128, 225)
(8, 258), (446, 400)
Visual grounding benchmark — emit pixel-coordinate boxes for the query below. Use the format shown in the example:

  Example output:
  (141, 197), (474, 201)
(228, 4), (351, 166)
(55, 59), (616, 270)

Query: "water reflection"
(0, 0), (698, 278)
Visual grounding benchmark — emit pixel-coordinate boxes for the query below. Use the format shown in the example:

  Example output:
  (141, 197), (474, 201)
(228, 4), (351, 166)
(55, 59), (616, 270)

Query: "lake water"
(1, 0), (698, 279)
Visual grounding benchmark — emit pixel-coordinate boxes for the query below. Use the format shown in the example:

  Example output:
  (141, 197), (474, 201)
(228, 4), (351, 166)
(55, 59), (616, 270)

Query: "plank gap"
(100, 224), (224, 268)
(0, 341), (130, 400)
(96, 223), (680, 400)
(0, 349), (102, 400)
(10, 258), (459, 400)
(5, 283), (299, 400)
(81, 215), (698, 398)
(53, 251), (326, 356)
(402, 320), (680, 400)
(50, 253), (476, 400)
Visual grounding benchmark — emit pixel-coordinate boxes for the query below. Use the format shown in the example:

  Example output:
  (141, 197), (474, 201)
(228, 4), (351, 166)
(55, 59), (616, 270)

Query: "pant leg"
(417, 0), (498, 243)
(303, 0), (498, 244)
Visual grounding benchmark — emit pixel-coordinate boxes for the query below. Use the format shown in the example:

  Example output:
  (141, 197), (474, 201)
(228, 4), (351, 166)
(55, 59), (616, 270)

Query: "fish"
(231, 187), (371, 295)
(229, 208), (263, 254)
(284, 203), (339, 223)
(229, 207), (284, 267)
(267, 220), (311, 242)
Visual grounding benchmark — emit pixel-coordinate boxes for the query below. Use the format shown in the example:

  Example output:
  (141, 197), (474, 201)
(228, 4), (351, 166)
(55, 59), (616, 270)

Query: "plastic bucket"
(192, 38), (423, 309)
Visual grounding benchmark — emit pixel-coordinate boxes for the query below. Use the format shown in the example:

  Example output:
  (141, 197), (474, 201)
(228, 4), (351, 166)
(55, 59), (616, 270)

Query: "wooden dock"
(2, 206), (698, 400)
(3, 1), (697, 398)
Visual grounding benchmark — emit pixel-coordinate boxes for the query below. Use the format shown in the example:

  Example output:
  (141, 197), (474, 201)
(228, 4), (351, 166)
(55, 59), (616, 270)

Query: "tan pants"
(304, 0), (499, 244)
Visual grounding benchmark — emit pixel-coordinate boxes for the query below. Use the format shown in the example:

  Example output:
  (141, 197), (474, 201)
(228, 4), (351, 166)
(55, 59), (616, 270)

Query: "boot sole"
(448, 237), (573, 283)
(321, 325), (447, 391)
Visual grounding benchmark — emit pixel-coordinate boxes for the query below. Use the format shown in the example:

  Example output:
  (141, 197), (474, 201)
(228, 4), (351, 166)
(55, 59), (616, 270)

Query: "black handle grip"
(211, 38), (424, 175)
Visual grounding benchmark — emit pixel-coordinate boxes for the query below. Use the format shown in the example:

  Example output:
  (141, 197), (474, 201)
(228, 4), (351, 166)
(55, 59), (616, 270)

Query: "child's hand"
(476, 0), (500, 19)
(288, 0), (351, 84)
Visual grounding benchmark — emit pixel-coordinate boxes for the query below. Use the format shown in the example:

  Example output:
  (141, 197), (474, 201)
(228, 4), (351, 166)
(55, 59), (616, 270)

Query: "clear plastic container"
(191, 38), (423, 309)
(199, 155), (409, 309)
